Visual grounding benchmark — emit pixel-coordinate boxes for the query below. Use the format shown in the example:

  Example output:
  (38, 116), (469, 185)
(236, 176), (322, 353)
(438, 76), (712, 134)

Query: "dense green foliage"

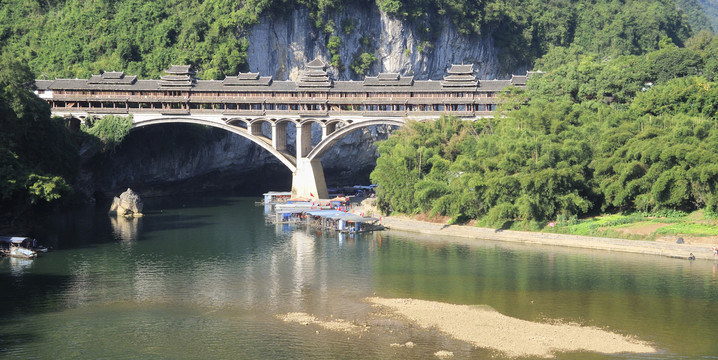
(0, 0), (706, 78)
(699, 0), (718, 30)
(676, 0), (714, 32)
(0, 59), (138, 221)
(377, 0), (700, 69)
(0, 0), (261, 79)
(0, 55), (77, 217)
(371, 35), (718, 226)
(82, 115), (134, 154)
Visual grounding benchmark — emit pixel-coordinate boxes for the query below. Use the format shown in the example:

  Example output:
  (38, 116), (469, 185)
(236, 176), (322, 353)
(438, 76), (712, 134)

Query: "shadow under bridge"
(130, 115), (406, 198)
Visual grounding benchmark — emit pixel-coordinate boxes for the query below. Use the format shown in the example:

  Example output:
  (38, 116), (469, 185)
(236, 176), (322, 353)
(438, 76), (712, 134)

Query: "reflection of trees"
(109, 216), (141, 242)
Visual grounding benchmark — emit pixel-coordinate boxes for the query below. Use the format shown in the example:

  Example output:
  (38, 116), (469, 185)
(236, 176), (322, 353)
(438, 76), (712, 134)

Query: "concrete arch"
(225, 118), (248, 128)
(247, 117), (274, 126)
(132, 117), (297, 172)
(274, 117), (300, 125)
(298, 118), (326, 126)
(325, 119), (349, 127)
(306, 119), (405, 161)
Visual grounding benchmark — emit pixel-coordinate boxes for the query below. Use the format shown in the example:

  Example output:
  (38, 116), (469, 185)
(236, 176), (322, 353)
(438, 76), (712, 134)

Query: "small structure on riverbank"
(108, 188), (144, 218)
(305, 210), (382, 233)
(268, 196), (382, 233)
(263, 191), (291, 205)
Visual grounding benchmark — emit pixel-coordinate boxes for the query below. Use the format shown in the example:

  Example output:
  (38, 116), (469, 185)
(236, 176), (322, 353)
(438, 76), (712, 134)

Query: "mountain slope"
(0, 0), (698, 80)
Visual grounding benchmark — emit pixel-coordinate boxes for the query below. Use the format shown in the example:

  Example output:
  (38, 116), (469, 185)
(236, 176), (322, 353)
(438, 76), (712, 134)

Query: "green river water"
(1, 194), (717, 359)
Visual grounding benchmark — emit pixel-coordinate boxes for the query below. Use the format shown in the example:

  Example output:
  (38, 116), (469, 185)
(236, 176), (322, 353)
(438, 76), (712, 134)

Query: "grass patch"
(537, 210), (718, 241)
(654, 223), (718, 236)
(548, 214), (646, 236)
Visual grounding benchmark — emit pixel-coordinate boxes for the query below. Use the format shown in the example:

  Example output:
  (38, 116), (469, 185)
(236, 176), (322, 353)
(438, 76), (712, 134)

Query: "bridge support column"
(250, 122), (263, 136)
(292, 158), (329, 199)
(272, 122), (287, 151)
(295, 122), (312, 158)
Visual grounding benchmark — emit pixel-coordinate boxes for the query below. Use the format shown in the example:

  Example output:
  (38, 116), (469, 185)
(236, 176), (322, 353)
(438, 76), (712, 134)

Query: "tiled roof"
(364, 73), (414, 86)
(298, 58), (332, 88)
(306, 58), (327, 68)
(442, 64), (478, 88)
(88, 71), (137, 85)
(36, 61), (525, 94)
(510, 75), (528, 86)
(222, 73), (272, 86)
(165, 65), (196, 75)
(446, 64), (474, 74)
(160, 66), (196, 88)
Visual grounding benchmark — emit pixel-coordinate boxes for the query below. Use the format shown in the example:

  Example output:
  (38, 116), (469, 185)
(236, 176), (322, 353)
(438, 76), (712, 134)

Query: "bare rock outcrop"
(108, 188), (144, 217)
(247, 5), (521, 81)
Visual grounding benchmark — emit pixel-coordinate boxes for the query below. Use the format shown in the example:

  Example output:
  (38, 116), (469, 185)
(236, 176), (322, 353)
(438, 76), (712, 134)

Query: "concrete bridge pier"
(291, 122), (329, 199)
(292, 158), (329, 199)
(271, 122), (287, 151)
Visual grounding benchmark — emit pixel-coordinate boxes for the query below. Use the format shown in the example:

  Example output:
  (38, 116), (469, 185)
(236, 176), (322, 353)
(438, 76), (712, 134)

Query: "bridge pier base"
(292, 158), (329, 199)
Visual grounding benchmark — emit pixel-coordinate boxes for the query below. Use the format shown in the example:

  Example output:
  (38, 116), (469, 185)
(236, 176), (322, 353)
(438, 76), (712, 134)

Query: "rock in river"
(108, 188), (144, 217)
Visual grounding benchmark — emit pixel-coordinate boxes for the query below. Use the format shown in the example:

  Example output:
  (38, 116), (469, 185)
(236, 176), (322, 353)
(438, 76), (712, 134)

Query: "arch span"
(306, 119), (405, 161)
(132, 117), (297, 172)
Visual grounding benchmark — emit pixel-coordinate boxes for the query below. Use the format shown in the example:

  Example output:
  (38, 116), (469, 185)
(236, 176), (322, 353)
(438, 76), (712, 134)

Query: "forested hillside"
(698, 0), (718, 30)
(371, 37), (718, 226)
(0, 0), (708, 79)
(676, 0), (714, 31)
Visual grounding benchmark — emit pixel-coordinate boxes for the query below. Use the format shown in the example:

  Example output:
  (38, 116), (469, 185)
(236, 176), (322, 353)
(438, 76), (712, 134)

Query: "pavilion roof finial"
(160, 65), (196, 89)
(298, 58), (332, 88)
(442, 64), (478, 88)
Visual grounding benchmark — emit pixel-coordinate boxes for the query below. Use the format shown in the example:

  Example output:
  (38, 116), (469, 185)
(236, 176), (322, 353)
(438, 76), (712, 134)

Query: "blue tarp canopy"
(275, 203), (331, 214)
(305, 210), (377, 223)
(0, 236), (33, 245)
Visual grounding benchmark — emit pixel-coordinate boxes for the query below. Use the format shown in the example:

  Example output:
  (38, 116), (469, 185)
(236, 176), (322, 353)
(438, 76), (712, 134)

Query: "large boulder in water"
(108, 188), (144, 217)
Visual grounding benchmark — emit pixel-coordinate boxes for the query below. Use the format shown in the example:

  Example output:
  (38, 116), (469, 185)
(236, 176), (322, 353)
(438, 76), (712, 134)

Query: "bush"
(350, 52), (376, 75)
(82, 115), (133, 153)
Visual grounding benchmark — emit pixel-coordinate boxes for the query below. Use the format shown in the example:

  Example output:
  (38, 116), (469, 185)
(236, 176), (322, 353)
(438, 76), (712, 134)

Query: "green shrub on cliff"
(82, 115), (133, 154)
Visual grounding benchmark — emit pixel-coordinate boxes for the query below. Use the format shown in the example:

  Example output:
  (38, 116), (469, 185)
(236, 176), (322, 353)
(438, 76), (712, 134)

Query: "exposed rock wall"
(247, 5), (520, 81)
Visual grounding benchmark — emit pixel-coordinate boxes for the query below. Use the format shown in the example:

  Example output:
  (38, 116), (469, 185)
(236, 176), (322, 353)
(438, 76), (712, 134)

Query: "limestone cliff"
(247, 5), (521, 81)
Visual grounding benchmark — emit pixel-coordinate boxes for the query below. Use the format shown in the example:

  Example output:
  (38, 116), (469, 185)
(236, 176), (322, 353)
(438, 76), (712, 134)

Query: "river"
(1, 194), (717, 359)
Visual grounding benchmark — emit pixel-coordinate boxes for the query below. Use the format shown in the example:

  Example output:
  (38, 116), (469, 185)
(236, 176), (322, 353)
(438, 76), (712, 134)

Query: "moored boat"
(0, 236), (46, 256)
(7, 244), (37, 259)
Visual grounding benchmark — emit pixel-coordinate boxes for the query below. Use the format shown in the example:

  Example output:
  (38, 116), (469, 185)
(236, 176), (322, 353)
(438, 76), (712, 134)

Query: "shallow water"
(1, 194), (717, 359)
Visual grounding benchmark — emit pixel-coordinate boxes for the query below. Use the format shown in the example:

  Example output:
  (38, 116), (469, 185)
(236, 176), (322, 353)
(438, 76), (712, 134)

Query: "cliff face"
(247, 6), (517, 80)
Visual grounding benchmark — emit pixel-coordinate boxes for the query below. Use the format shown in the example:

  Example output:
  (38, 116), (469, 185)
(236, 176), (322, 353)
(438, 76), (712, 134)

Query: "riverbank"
(380, 215), (717, 260)
(350, 199), (718, 260)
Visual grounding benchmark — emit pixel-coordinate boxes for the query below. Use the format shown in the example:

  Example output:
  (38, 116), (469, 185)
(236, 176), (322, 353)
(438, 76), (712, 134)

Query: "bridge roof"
(479, 79), (513, 91)
(510, 75), (528, 86)
(36, 76), (518, 93)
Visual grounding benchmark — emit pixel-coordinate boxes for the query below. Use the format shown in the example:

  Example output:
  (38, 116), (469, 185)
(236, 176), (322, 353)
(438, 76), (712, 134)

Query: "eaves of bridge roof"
(37, 77), (516, 93)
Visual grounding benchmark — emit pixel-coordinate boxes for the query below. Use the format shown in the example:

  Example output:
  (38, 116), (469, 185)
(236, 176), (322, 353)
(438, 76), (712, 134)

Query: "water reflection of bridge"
(36, 59), (527, 198)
